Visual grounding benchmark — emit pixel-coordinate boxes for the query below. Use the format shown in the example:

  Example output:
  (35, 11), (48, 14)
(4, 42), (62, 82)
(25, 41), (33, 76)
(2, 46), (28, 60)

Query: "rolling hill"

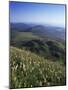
(10, 23), (65, 41)
(10, 23), (66, 88)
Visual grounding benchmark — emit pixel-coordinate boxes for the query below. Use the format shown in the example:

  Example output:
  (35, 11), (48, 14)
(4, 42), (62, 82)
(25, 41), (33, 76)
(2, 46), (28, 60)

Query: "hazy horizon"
(10, 1), (65, 28)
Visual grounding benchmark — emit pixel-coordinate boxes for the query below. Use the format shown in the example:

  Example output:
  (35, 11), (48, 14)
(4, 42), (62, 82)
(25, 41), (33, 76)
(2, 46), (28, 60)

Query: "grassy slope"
(10, 46), (66, 89)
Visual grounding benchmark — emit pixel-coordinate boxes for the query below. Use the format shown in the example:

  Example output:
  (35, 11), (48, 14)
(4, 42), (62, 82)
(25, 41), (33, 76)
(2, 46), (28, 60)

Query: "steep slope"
(10, 46), (66, 89)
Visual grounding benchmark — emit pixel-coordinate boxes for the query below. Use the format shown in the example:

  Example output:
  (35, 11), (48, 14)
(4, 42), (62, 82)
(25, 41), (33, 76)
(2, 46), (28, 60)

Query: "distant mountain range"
(10, 23), (65, 41)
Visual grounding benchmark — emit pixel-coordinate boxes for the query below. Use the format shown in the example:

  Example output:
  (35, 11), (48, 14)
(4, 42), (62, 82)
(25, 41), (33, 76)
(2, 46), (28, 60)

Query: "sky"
(10, 1), (65, 27)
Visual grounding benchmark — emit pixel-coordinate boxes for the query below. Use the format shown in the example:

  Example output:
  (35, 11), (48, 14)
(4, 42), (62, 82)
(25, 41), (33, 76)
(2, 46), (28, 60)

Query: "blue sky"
(10, 1), (65, 27)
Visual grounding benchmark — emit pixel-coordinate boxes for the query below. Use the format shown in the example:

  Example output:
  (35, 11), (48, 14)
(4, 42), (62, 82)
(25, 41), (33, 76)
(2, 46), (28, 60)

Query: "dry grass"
(10, 46), (66, 89)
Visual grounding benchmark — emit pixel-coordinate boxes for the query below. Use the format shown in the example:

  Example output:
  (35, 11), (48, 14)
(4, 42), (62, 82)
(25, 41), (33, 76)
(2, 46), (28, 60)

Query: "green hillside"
(10, 46), (66, 89)
(11, 38), (65, 63)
